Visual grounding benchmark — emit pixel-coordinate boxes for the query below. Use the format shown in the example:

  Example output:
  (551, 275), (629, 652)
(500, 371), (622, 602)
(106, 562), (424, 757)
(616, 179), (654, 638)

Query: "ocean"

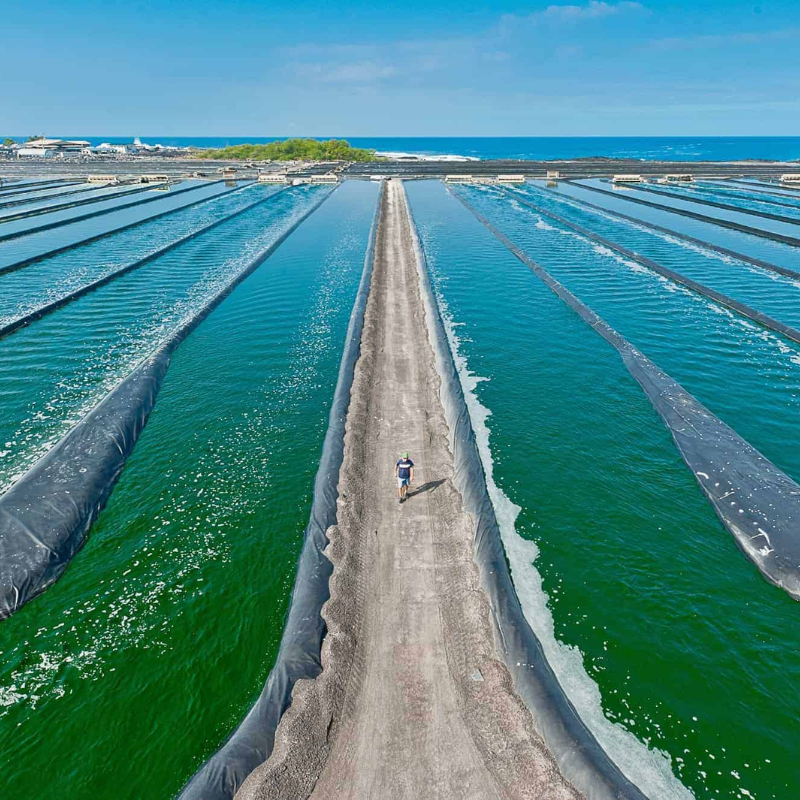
(26, 136), (800, 162)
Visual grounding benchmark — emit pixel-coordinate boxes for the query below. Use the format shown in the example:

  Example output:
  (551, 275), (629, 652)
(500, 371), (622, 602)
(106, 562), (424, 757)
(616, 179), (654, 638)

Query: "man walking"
(395, 452), (415, 503)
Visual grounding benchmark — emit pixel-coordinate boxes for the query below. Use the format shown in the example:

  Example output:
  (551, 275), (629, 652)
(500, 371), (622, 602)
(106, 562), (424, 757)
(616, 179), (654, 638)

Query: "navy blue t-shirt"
(396, 458), (414, 479)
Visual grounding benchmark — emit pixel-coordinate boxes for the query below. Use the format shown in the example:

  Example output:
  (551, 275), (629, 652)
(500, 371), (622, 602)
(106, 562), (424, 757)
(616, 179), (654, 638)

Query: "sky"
(1, 0), (798, 136)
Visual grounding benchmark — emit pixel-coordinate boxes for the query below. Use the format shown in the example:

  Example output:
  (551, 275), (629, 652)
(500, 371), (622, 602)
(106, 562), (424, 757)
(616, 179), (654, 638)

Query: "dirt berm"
(235, 179), (581, 799)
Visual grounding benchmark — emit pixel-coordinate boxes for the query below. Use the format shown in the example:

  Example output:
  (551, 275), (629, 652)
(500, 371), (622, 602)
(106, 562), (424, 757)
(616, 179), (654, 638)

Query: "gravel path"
(235, 180), (581, 800)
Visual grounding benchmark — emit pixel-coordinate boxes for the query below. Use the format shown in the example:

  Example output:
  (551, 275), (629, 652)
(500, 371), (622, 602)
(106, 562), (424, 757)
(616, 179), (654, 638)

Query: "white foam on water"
(433, 290), (696, 800)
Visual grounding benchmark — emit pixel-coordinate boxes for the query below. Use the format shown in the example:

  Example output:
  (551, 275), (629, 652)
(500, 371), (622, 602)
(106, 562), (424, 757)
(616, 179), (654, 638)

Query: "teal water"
(673, 182), (800, 214)
(406, 179), (800, 800)
(641, 182), (800, 223)
(0, 181), (230, 268)
(0, 181), (200, 239)
(511, 183), (800, 332)
(0, 179), (378, 798)
(579, 179), (800, 243)
(553, 181), (800, 273)
(0, 183), (272, 327)
(0, 183), (130, 217)
(455, 183), (800, 487)
(0, 186), (328, 492)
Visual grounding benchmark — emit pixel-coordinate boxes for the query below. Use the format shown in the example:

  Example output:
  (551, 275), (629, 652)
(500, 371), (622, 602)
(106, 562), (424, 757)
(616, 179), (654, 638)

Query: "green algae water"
(0, 180), (378, 797)
(406, 180), (800, 800)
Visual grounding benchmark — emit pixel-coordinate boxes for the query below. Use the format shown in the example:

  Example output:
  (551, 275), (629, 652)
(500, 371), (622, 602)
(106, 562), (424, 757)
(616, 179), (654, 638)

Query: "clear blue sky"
(2, 0), (798, 136)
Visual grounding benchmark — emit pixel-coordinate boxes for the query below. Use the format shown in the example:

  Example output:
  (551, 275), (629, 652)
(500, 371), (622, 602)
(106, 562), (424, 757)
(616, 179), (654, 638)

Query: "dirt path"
(236, 180), (580, 800)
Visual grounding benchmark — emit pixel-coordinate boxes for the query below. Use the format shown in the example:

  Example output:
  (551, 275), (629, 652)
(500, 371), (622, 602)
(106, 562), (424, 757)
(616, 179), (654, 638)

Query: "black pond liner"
(0, 187), (289, 340)
(0, 179), (82, 198)
(500, 189), (800, 346)
(406, 185), (649, 800)
(0, 181), (169, 224)
(0, 185), (337, 621)
(0, 182), (129, 211)
(0, 180), (219, 244)
(681, 183), (800, 212)
(451, 187), (800, 603)
(569, 180), (800, 248)
(534, 183), (800, 282)
(0, 181), (247, 277)
(611, 181), (800, 225)
(177, 180), (385, 800)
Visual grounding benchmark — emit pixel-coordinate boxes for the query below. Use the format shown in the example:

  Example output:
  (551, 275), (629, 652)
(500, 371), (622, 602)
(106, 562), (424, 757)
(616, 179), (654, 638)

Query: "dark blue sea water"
(15, 136), (800, 162)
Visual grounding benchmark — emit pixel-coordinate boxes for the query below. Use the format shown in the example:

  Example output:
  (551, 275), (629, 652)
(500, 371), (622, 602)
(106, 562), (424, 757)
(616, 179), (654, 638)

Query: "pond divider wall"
(0, 187), (289, 340)
(177, 181), (385, 800)
(0, 180), (221, 244)
(0, 179), (82, 198)
(0, 182), (126, 211)
(0, 181), (167, 224)
(533, 185), (800, 282)
(0, 185), (338, 621)
(503, 189), (800, 346)
(615, 181), (800, 223)
(452, 187), (800, 602)
(404, 183), (650, 800)
(568, 181), (800, 248)
(682, 183), (800, 212)
(0, 180), (247, 277)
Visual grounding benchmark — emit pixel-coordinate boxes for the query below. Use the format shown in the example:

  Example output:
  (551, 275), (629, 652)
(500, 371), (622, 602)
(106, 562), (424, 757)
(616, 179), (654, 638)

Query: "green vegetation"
(3, 138), (16, 147)
(195, 138), (381, 162)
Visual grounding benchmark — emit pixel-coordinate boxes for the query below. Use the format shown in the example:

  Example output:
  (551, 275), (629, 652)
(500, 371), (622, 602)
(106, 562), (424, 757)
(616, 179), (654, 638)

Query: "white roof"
(24, 138), (91, 148)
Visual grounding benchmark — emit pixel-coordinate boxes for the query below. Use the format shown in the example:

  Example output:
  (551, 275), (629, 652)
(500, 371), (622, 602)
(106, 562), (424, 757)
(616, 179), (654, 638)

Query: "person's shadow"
(408, 479), (445, 498)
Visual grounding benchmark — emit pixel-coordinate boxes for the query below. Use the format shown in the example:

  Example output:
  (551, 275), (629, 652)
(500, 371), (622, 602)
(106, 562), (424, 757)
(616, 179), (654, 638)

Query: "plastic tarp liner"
(567, 180), (800, 248)
(452, 188), (800, 603)
(687, 183), (800, 212)
(0, 181), (167, 224)
(603, 180), (800, 225)
(0, 185), (337, 621)
(177, 181), (385, 800)
(0, 186), (286, 341)
(537, 185), (800, 282)
(0, 179), (82, 198)
(0, 181), (250, 277)
(504, 191), (800, 347)
(0, 182), (121, 211)
(403, 184), (649, 800)
(0, 180), (220, 244)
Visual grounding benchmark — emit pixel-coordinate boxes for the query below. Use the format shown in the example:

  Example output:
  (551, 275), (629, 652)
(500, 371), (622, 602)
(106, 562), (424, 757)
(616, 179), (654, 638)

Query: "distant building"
(311, 173), (339, 184)
(612, 174), (644, 184)
(780, 173), (800, 183)
(138, 174), (170, 184)
(94, 142), (135, 155)
(497, 174), (525, 184)
(15, 138), (90, 158)
(258, 173), (289, 184)
(546, 170), (560, 179)
(664, 173), (693, 182)
(87, 174), (119, 184)
(445, 175), (473, 183)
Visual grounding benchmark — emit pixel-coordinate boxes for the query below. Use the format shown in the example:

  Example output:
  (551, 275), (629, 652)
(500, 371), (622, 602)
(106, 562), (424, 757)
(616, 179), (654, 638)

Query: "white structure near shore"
(612, 174), (644, 183)
(258, 173), (289, 184)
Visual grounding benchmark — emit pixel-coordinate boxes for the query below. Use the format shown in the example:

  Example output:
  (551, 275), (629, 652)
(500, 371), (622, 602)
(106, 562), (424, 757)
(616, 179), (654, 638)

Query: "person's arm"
(395, 461), (399, 477)
(410, 465), (415, 484)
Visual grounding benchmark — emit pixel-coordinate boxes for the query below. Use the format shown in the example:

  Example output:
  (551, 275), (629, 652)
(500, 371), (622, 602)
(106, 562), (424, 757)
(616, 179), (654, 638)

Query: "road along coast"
(234, 179), (638, 799)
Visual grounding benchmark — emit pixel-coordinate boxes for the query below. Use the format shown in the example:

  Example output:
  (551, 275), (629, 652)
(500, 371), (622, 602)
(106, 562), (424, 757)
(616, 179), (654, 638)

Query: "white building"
(497, 174), (525, 184)
(311, 173), (339, 184)
(258, 173), (289, 183)
(15, 138), (90, 158)
(612, 174), (644, 183)
(780, 174), (800, 183)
